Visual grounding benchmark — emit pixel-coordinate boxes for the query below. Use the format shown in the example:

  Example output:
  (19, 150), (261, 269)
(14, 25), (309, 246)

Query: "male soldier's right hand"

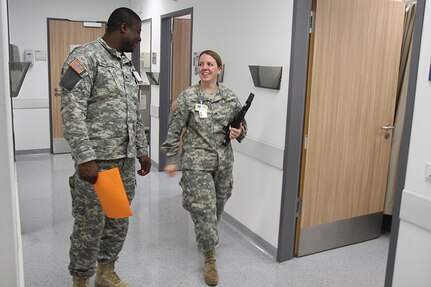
(78, 161), (99, 184)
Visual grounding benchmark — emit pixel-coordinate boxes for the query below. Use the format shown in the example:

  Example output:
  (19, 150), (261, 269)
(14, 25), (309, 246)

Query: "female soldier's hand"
(164, 164), (177, 177)
(229, 123), (244, 140)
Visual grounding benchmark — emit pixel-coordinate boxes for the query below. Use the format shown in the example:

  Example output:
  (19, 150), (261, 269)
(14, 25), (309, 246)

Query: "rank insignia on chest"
(69, 58), (86, 75)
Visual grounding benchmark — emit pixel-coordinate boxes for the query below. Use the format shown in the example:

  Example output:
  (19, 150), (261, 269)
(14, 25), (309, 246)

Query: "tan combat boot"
(95, 262), (130, 287)
(203, 250), (218, 286)
(72, 275), (89, 287)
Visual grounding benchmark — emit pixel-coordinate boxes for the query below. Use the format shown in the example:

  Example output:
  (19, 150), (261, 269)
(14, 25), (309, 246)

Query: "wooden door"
(48, 19), (105, 153)
(171, 17), (191, 109)
(297, 0), (405, 256)
(171, 17), (191, 156)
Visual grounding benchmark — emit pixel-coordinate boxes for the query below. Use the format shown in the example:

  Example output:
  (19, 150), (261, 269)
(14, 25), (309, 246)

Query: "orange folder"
(93, 167), (133, 219)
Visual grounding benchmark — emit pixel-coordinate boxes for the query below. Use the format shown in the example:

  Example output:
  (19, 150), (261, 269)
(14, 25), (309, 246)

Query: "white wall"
(0, 0), (24, 284)
(8, 0), (130, 151)
(131, 0), (294, 247)
(392, 1), (431, 286)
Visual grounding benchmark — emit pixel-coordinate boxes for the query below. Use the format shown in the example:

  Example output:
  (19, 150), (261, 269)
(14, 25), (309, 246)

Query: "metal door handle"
(381, 123), (394, 139)
(380, 124), (394, 130)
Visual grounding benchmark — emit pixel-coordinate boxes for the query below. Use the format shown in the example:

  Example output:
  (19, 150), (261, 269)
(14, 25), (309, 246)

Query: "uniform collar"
(97, 37), (131, 66)
(98, 38), (120, 57)
(194, 83), (230, 103)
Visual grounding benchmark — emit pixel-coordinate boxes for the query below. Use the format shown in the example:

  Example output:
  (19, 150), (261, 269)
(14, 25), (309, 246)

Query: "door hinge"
(309, 11), (315, 33)
(296, 197), (303, 217)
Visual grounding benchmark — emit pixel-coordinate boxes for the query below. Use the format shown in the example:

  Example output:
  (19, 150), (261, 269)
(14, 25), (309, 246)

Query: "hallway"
(17, 153), (389, 287)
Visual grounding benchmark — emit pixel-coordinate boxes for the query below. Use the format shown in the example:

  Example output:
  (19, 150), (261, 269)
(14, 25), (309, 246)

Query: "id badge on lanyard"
(195, 103), (208, 118)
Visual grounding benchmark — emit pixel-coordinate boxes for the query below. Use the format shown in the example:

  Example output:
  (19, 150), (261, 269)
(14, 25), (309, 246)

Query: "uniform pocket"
(96, 62), (122, 95)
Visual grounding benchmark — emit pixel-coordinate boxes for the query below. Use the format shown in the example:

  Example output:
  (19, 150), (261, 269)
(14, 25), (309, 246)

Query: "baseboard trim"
(151, 160), (159, 171)
(222, 212), (277, 259)
(400, 189), (431, 232)
(15, 148), (50, 155)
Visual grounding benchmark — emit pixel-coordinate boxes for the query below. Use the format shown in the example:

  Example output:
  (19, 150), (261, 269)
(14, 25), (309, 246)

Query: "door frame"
(277, 0), (312, 262)
(276, 1), (426, 283)
(131, 18), (152, 156)
(384, 1), (426, 285)
(158, 8), (193, 171)
(47, 17), (64, 154)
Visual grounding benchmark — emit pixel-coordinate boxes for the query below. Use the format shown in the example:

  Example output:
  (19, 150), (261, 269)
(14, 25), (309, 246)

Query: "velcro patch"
(61, 66), (82, 91)
(69, 58), (86, 75)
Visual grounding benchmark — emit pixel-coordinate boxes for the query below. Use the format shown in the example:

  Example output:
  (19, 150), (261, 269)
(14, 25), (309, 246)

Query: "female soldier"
(161, 50), (247, 286)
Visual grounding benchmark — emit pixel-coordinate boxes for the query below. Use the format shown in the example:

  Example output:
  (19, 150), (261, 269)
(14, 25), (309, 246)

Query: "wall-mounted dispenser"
(193, 51), (201, 75)
(9, 44), (31, 98)
(248, 65), (282, 90)
(146, 72), (159, 85)
(152, 52), (157, 65)
(429, 59), (431, 81)
(24, 49), (34, 64)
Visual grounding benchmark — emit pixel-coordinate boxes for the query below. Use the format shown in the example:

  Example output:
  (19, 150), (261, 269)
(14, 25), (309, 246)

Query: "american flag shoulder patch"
(69, 58), (86, 75)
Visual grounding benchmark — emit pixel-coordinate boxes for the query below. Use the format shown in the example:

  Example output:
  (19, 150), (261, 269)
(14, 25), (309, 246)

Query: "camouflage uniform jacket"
(161, 83), (247, 171)
(60, 37), (148, 164)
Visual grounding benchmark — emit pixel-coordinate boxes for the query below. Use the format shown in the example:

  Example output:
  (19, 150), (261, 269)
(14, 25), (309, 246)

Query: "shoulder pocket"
(61, 66), (82, 91)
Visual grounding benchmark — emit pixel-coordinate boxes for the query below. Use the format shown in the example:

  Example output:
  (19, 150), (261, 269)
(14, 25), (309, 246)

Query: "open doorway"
(158, 8), (193, 171)
(132, 19), (152, 151)
(277, 0), (424, 269)
(295, 0), (413, 257)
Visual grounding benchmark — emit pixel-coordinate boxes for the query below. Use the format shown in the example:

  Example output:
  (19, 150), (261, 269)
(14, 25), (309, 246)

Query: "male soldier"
(60, 7), (151, 287)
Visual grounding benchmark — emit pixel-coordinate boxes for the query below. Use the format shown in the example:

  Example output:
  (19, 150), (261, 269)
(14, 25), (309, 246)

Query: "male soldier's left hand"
(137, 155), (151, 176)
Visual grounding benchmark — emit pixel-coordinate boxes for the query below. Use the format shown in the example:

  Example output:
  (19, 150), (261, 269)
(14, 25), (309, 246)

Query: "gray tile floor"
(17, 153), (389, 287)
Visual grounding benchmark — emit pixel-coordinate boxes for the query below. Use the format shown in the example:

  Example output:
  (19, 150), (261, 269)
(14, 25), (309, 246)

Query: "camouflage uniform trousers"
(68, 157), (136, 277)
(180, 166), (233, 252)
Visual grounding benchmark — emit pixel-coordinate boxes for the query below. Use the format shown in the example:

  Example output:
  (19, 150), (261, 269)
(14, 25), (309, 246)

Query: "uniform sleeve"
(160, 92), (189, 165)
(135, 103), (149, 157)
(60, 54), (96, 164)
(234, 96), (248, 143)
(237, 117), (247, 142)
